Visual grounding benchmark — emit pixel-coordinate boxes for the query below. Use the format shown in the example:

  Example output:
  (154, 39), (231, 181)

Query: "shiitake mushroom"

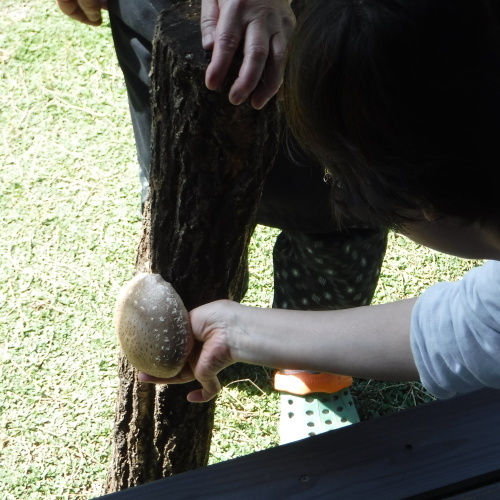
(114, 273), (194, 378)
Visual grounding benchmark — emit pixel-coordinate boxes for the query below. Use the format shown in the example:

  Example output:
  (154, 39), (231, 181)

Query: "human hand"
(56, 0), (107, 26)
(138, 300), (241, 403)
(200, 0), (295, 109)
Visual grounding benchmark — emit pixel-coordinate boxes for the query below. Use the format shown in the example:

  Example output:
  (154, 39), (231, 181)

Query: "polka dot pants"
(272, 228), (388, 311)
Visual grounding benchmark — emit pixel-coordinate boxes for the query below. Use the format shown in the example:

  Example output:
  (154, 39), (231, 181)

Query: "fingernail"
(202, 33), (213, 49)
(230, 94), (243, 106)
(252, 98), (267, 110)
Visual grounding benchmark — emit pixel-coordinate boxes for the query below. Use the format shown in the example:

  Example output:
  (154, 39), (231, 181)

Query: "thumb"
(187, 377), (221, 403)
(200, 0), (219, 50)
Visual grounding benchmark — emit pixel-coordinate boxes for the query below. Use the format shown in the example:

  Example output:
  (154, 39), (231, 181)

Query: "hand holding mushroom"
(138, 299), (239, 402)
(114, 273), (237, 402)
(116, 274), (420, 403)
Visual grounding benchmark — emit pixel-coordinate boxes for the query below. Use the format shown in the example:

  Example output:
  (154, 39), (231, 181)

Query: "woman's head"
(284, 0), (500, 231)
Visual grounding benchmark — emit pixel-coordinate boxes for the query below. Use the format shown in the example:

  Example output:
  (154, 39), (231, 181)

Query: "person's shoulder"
(472, 260), (500, 280)
(487, 259), (500, 270)
(463, 261), (500, 308)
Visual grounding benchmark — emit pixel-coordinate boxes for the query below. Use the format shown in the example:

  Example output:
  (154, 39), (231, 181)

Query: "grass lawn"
(0, 2), (483, 498)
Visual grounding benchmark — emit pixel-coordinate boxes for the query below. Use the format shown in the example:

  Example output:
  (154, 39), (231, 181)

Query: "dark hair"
(284, 0), (500, 230)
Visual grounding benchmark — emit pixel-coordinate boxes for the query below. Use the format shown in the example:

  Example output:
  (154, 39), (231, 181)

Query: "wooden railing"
(97, 388), (500, 499)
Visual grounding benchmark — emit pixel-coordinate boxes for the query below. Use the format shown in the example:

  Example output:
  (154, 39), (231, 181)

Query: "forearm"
(231, 299), (420, 381)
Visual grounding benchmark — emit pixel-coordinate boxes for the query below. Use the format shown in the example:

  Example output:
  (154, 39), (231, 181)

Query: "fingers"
(203, 0), (295, 109)
(57, 0), (103, 26)
(228, 24), (288, 108)
(186, 375), (221, 402)
(138, 363), (195, 385)
(138, 370), (221, 403)
(138, 372), (171, 384)
(204, 1), (242, 92)
(138, 300), (239, 403)
(226, 18), (270, 106)
(200, 0), (220, 50)
(187, 337), (227, 401)
(75, 0), (102, 22)
(187, 382), (221, 403)
(249, 31), (287, 109)
(137, 338), (226, 403)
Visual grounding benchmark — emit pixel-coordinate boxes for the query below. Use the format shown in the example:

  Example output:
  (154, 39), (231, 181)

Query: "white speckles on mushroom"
(114, 273), (194, 378)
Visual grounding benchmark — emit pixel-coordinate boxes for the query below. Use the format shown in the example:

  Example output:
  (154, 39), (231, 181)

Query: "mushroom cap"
(114, 273), (194, 378)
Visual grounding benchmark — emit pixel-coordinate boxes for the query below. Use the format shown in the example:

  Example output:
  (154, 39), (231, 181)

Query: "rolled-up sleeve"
(410, 260), (500, 399)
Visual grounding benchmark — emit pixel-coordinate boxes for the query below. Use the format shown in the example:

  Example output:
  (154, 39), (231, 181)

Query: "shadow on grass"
(219, 363), (276, 396)
(352, 379), (435, 420)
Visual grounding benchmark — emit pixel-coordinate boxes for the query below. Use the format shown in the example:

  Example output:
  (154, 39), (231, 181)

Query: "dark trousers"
(108, 0), (388, 313)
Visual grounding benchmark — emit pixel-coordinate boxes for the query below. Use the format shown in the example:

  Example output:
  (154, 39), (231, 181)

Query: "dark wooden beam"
(101, 389), (500, 498)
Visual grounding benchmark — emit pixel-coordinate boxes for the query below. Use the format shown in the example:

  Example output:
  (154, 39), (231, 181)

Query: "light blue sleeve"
(410, 260), (500, 399)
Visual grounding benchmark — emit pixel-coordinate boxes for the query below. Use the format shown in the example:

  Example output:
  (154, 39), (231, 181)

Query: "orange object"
(273, 371), (353, 395)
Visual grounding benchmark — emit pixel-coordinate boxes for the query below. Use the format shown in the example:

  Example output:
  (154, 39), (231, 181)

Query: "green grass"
(0, 2), (483, 498)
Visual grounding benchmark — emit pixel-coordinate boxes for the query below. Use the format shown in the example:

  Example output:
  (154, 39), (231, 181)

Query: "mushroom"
(114, 273), (194, 378)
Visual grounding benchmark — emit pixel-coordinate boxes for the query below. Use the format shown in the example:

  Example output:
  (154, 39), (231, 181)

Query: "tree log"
(106, 1), (280, 492)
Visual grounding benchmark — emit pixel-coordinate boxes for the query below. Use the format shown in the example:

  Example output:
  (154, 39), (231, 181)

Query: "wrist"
(229, 304), (288, 369)
(192, 299), (247, 366)
(217, 300), (247, 365)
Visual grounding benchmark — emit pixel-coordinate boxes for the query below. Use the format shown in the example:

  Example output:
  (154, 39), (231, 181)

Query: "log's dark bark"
(106, 1), (280, 492)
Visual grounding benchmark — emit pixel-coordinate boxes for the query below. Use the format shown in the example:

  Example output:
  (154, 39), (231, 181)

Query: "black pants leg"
(273, 229), (387, 311)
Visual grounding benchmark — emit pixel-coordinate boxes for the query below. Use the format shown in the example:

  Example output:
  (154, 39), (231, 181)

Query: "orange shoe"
(274, 370), (353, 396)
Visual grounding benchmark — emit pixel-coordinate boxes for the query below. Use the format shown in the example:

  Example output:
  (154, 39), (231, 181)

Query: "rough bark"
(106, 1), (280, 492)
